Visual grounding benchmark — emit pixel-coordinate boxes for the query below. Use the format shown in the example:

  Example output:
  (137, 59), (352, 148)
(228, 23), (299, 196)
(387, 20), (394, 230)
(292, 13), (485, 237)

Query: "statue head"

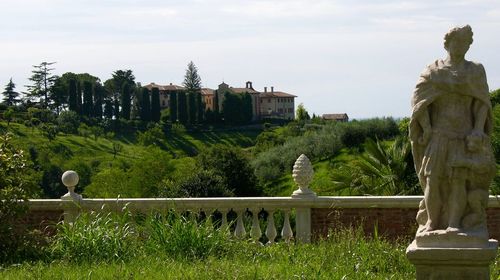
(444, 25), (473, 57)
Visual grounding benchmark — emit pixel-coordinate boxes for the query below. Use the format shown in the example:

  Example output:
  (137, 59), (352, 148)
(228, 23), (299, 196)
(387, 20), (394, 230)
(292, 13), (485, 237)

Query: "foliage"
(0, 133), (41, 263)
(145, 212), (230, 260)
(151, 87), (161, 122)
(3, 107), (14, 126)
(2, 78), (20, 106)
(222, 92), (252, 125)
(57, 110), (80, 134)
(296, 103), (310, 121)
(25, 62), (57, 107)
(331, 137), (420, 195)
(39, 123), (58, 141)
(137, 124), (165, 146)
(140, 87), (151, 122)
(160, 170), (234, 198)
(169, 91), (178, 122)
(197, 144), (260, 196)
(51, 210), (135, 263)
(84, 148), (174, 198)
(171, 122), (186, 135)
(490, 88), (500, 107)
(121, 82), (131, 120)
(27, 107), (56, 124)
(68, 78), (78, 112)
(177, 91), (188, 124)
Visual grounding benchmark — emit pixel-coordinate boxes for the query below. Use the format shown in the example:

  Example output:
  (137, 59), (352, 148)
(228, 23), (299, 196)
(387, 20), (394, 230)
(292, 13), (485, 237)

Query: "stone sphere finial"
(61, 170), (82, 201)
(291, 154), (316, 198)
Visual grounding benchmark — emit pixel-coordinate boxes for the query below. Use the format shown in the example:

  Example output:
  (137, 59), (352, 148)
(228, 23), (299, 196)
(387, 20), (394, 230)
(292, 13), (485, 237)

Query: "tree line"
(2, 61), (257, 127)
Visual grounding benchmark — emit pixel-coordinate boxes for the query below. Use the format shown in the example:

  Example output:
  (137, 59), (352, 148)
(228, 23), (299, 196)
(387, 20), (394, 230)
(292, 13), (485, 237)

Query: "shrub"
(197, 145), (260, 196)
(0, 133), (42, 263)
(160, 170), (234, 198)
(137, 124), (165, 146)
(57, 111), (80, 134)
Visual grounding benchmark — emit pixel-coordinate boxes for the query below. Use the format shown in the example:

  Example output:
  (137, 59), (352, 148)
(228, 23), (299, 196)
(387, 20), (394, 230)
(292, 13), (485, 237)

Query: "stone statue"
(409, 25), (496, 247)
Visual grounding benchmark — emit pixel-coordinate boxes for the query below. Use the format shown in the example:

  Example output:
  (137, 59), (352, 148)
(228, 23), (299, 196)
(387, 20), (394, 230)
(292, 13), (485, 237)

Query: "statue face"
(447, 38), (470, 57)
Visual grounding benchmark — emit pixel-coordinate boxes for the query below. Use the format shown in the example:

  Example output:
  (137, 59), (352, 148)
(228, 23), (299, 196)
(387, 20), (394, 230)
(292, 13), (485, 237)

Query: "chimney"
(271, 86), (274, 93)
(264, 87), (267, 93)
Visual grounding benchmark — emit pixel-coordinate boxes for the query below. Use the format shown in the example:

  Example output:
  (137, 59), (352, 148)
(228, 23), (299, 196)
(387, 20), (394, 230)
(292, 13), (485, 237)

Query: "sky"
(1, 0), (499, 119)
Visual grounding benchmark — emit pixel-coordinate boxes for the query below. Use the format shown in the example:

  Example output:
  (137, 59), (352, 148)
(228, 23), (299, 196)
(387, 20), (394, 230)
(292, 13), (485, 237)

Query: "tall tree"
(2, 78), (20, 106)
(296, 103), (310, 121)
(242, 93), (253, 123)
(82, 81), (94, 117)
(25, 62), (56, 107)
(177, 91), (188, 124)
(68, 78), (78, 112)
(104, 100), (114, 119)
(140, 87), (151, 122)
(169, 91), (178, 122)
(76, 81), (82, 115)
(183, 61), (202, 125)
(94, 83), (104, 119)
(151, 87), (161, 122)
(121, 82), (131, 120)
(195, 92), (204, 123)
(48, 75), (67, 114)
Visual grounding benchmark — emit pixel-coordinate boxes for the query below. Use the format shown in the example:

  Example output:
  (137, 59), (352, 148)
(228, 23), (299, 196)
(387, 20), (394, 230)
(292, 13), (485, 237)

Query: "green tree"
(197, 145), (260, 196)
(177, 91), (188, 124)
(169, 91), (178, 122)
(491, 88), (500, 107)
(25, 62), (57, 108)
(195, 91), (204, 124)
(57, 110), (80, 134)
(2, 79), (20, 106)
(3, 108), (14, 126)
(121, 83), (131, 120)
(93, 83), (104, 119)
(183, 61), (202, 125)
(68, 78), (78, 112)
(104, 100), (114, 119)
(296, 103), (310, 121)
(151, 87), (161, 122)
(242, 93), (253, 123)
(140, 88), (151, 122)
(82, 81), (94, 117)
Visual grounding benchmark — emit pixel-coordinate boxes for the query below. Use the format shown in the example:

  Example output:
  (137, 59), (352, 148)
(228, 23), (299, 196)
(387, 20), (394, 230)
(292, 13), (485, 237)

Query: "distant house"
(201, 88), (216, 111)
(143, 82), (185, 109)
(322, 113), (349, 122)
(216, 81), (296, 121)
(259, 86), (296, 120)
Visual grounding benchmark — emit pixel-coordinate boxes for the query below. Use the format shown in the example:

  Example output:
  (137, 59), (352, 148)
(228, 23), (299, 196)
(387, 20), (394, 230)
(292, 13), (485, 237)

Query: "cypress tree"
(151, 87), (161, 122)
(113, 99), (120, 119)
(195, 91), (204, 124)
(68, 78), (77, 112)
(121, 83), (131, 120)
(242, 93), (253, 123)
(93, 83), (104, 119)
(141, 87), (151, 122)
(104, 100), (113, 119)
(187, 92), (196, 125)
(76, 81), (82, 115)
(177, 91), (188, 124)
(82, 81), (93, 117)
(169, 91), (178, 122)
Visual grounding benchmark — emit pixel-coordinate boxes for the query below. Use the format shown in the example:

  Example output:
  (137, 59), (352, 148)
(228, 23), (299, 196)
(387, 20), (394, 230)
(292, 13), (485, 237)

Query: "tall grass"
(51, 210), (136, 263)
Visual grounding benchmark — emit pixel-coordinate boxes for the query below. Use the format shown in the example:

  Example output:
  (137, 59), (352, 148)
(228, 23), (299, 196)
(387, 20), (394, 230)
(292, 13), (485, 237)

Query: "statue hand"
(470, 129), (486, 140)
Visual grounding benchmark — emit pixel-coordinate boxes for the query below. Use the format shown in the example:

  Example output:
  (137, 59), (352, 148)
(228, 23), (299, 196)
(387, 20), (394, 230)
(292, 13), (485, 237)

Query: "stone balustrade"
(21, 155), (500, 244)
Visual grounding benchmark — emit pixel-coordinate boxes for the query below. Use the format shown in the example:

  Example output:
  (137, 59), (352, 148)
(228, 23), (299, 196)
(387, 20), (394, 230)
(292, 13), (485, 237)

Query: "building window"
(268, 99), (271, 103)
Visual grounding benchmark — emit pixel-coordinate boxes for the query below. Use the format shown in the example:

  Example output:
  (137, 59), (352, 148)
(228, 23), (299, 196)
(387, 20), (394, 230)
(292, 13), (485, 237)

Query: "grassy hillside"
(0, 121), (261, 198)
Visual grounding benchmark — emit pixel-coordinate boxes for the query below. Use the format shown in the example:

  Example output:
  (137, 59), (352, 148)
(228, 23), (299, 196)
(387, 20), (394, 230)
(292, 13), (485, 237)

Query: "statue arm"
(417, 108), (432, 145)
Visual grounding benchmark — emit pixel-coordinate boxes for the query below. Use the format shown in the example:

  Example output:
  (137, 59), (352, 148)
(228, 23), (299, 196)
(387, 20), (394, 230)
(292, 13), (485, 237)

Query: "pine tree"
(25, 62), (56, 108)
(177, 91), (188, 124)
(2, 78), (20, 106)
(169, 91), (178, 122)
(121, 83), (131, 120)
(183, 61), (202, 125)
(151, 87), (160, 122)
(68, 78), (78, 112)
(82, 81), (94, 117)
(141, 87), (151, 122)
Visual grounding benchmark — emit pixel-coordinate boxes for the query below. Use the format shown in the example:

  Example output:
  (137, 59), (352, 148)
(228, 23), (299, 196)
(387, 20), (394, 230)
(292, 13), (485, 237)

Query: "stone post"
(291, 154), (316, 243)
(60, 170), (82, 223)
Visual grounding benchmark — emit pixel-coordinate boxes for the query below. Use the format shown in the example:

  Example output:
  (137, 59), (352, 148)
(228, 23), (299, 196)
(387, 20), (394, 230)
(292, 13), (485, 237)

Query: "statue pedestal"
(406, 240), (498, 280)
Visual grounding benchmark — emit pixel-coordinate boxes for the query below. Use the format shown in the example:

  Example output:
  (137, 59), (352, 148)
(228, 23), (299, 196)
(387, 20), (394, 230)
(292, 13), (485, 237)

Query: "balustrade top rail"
(27, 196), (500, 212)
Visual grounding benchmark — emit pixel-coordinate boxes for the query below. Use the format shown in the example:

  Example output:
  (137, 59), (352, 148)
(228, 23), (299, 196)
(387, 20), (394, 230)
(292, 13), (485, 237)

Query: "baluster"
(220, 208), (230, 234)
(234, 209), (247, 239)
(281, 209), (294, 243)
(250, 208), (262, 243)
(265, 209), (277, 245)
(204, 208), (214, 228)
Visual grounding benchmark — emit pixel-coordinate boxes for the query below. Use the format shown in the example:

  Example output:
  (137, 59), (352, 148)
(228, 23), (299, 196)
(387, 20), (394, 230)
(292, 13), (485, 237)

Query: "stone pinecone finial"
(292, 154), (316, 198)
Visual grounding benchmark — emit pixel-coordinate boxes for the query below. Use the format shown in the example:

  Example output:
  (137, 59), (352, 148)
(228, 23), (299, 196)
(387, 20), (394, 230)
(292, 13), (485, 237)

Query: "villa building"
(143, 82), (185, 109)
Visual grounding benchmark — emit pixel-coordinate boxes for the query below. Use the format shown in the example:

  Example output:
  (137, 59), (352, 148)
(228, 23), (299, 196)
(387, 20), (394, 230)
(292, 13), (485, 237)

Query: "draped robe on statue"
(409, 59), (494, 230)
